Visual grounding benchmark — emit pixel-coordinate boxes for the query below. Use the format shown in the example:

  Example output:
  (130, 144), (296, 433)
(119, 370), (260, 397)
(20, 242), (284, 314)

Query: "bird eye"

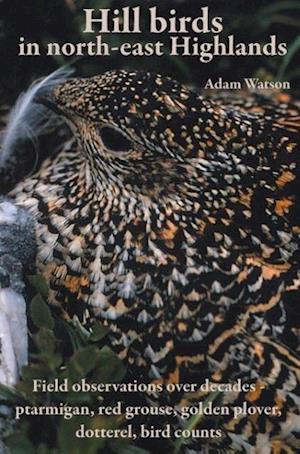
(99, 126), (132, 152)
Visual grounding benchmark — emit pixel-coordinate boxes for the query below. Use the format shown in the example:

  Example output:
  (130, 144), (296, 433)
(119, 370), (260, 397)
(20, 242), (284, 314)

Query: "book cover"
(0, 1), (299, 452)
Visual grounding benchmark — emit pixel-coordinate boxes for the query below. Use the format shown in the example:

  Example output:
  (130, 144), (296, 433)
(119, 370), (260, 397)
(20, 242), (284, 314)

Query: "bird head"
(37, 70), (226, 202)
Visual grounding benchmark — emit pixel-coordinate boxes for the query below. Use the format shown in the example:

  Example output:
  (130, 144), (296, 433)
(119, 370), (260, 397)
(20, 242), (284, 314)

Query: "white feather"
(0, 288), (28, 386)
(0, 67), (73, 166)
(0, 201), (18, 225)
(0, 311), (18, 386)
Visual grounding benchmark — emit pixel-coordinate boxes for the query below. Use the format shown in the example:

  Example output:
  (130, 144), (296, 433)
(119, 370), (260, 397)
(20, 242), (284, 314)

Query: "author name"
(204, 77), (290, 90)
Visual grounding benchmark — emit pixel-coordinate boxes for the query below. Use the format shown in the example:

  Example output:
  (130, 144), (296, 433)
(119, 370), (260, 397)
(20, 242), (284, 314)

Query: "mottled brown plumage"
(8, 70), (300, 452)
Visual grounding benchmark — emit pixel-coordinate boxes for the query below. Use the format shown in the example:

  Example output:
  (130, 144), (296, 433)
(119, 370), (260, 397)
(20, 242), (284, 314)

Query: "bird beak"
(35, 94), (66, 116)
(35, 77), (88, 121)
(35, 76), (95, 121)
(35, 92), (78, 126)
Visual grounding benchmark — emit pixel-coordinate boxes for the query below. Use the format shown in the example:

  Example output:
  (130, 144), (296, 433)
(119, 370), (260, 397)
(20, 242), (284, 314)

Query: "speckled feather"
(9, 70), (300, 452)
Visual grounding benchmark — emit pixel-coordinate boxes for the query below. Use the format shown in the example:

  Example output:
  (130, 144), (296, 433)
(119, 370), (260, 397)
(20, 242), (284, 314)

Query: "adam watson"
(204, 77), (290, 90)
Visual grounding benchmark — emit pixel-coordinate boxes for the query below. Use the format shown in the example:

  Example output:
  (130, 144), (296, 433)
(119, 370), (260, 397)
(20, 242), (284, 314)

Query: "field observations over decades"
(14, 378), (282, 441)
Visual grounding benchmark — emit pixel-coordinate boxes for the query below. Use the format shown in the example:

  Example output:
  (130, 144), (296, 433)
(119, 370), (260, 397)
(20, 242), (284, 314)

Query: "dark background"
(1, 0), (300, 103)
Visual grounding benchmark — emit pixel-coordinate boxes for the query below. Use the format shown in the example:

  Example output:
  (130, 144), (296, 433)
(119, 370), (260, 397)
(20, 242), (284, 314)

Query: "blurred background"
(1, 0), (300, 104)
